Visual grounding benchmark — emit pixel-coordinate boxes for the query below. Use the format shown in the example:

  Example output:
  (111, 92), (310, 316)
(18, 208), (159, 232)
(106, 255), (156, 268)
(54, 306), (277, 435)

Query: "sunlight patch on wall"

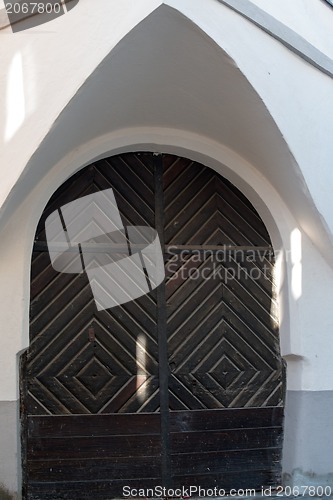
(272, 248), (284, 329)
(291, 228), (302, 300)
(5, 52), (25, 142)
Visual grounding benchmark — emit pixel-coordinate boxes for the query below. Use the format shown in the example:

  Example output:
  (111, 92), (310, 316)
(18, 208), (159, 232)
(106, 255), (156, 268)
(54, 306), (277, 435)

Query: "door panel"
(22, 153), (284, 499)
(164, 158), (283, 411)
(163, 158), (283, 490)
(170, 408), (283, 490)
(25, 413), (162, 499)
(28, 155), (159, 416)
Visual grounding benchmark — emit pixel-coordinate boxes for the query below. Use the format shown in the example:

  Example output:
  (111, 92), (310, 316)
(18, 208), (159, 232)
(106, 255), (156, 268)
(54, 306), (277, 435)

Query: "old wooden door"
(22, 153), (284, 499)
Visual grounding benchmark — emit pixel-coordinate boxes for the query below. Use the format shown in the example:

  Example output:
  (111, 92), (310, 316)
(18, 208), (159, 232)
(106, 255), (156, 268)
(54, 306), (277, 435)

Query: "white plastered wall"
(0, 1), (333, 487)
(1, 125), (332, 398)
(0, 130), (296, 394)
(249, 0), (333, 59)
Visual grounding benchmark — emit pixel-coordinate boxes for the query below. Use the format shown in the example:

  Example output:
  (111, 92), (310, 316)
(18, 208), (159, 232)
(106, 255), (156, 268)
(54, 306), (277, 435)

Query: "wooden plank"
(94, 155), (155, 227)
(216, 176), (271, 244)
(27, 468), (281, 500)
(172, 468), (281, 492)
(163, 158), (203, 209)
(216, 190), (271, 247)
(223, 274), (277, 334)
(169, 407), (284, 431)
(170, 428), (282, 454)
(29, 284), (93, 357)
(28, 456), (162, 481)
(100, 377), (160, 414)
(30, 253), (62, 300)
(164, 172), (217, 245)
(169, 372), (284, 410)
(27, 434), (161, 460)
(30, 262), (87, 315)
(26, 478), (161, 500)
(171, 448), (281, 475)
(28, 413), (161, 438)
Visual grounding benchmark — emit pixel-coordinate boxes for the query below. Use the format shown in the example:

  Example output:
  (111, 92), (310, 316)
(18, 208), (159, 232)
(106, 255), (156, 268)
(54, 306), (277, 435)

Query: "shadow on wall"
(0, 483), (15, 500)
(4, 0), (80, 32)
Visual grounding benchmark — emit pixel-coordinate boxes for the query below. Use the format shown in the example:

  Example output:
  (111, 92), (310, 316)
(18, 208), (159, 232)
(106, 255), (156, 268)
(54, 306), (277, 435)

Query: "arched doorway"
(21, 153), (285, 499)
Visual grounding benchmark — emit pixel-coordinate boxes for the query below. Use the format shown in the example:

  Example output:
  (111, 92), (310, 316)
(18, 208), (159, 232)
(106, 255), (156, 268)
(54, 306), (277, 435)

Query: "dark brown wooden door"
(22, 153), (284, 499)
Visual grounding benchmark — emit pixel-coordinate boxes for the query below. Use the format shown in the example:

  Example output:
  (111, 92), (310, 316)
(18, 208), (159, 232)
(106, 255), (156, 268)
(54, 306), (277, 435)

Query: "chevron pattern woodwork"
(23, 153), (285, 498)
(26, 153), (283, 417)
(28, 154), (160, 415)
(163, 156), (283, 410)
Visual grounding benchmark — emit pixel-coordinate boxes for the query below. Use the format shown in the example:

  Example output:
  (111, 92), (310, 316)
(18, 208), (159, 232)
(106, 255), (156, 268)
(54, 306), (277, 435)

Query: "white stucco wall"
(0, 0), (162, 208)
(249, 0), (333, 59)
(1, 0), (333, 491)
(0, 0), (333, 399)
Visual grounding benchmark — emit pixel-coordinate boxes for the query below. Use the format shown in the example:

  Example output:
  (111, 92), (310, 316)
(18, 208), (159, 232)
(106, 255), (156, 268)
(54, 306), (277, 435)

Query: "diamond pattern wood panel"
(23, 153), (284, 499)
(163, 157), (283, 411)
(27, 152), (283, 415)
(27, 154), (159, 415)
